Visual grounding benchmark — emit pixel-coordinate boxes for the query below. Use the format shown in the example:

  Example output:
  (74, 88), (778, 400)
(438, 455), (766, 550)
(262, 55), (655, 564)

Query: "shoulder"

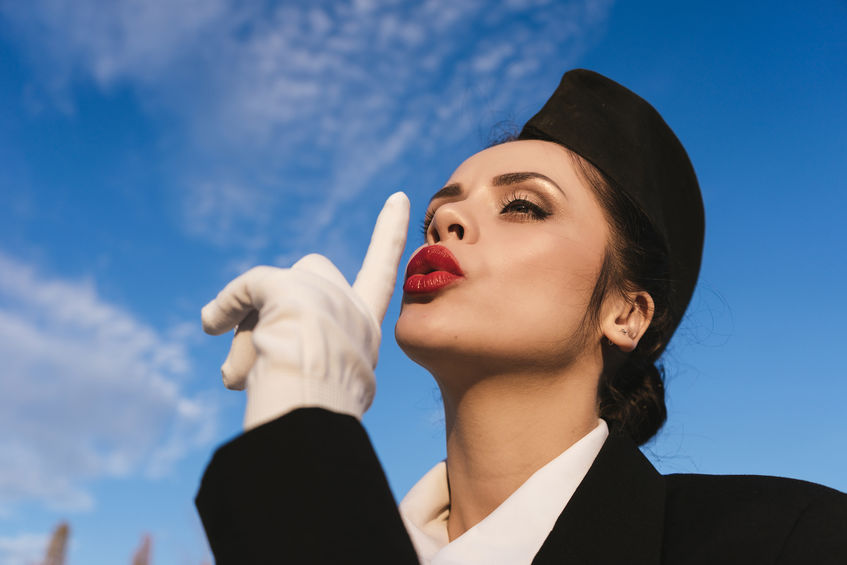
(661, 473), (847, 564)
(664, 472), (846, 509)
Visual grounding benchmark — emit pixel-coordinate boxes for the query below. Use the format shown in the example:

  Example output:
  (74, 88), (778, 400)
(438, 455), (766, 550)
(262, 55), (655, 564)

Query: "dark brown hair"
(569, 150), (674, 445)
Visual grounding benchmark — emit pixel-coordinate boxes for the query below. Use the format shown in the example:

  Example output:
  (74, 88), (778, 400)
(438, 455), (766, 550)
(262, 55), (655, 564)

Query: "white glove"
(201, 192), (409, 430)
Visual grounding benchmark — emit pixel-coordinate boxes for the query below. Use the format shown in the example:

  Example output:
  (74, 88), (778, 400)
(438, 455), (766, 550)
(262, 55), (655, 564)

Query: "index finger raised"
(352, 192), (410, 324)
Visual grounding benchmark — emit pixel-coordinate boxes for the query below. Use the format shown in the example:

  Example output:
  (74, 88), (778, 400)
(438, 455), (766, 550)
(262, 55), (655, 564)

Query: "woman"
(196, 70), (847, 564)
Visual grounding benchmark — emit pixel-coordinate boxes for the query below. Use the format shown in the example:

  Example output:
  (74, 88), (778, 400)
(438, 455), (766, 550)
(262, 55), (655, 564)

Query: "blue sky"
(1, 0), (845, 563)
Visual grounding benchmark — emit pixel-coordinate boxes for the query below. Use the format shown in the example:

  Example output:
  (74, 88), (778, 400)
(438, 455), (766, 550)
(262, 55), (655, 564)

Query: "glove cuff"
(243, 373), (375, 431)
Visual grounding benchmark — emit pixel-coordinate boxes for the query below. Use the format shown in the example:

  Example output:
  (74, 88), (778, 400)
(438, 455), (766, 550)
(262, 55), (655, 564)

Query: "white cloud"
(0, 0), (231, 86)
(2, 0), (614, 258)
(0, 531), (50, 565)
(0, 252), (215, 514)
(182, 179), (273, 249)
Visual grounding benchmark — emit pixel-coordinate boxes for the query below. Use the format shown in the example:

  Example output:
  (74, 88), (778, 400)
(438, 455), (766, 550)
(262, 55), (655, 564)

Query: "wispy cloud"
(0, 531), (49, 565)
(0, 252), (214, 514)
(2, 0), (613, 258)
(182, 179), (274, 250)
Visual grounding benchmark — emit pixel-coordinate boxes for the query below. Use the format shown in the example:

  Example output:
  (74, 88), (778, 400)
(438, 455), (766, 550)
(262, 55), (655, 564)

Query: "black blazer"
(196, 408), (847, 564)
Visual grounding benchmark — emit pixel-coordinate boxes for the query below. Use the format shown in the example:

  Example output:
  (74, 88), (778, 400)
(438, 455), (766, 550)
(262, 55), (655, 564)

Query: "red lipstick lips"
(404, 245), (464, 294)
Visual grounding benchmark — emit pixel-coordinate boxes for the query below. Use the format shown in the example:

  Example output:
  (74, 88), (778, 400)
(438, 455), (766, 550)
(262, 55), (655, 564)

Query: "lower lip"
(403, 271), (463, 294)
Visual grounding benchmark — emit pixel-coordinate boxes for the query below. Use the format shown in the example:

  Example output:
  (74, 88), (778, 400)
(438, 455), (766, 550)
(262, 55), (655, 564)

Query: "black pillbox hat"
(519, 69), (705, 335)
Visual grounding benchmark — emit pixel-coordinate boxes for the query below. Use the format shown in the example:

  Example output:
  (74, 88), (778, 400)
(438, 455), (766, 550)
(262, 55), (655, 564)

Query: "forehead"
(447, 139), (580, 185)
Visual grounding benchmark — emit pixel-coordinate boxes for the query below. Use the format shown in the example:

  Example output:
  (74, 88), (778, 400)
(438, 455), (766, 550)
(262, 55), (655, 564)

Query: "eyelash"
(420, 209), (435, 238)
(420, 192), (551, 238)
(499, 192), (551, 222)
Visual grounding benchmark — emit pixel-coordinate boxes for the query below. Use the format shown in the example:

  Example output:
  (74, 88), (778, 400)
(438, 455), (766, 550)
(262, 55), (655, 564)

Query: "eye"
(420, 209), (435, 238)
(499, 193), (550, 221)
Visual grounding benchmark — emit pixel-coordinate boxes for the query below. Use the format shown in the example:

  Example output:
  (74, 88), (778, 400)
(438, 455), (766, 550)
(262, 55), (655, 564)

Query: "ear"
(601, 290), (655, 352)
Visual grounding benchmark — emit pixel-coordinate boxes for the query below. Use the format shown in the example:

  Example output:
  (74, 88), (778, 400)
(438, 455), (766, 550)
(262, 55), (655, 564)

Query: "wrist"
(243, 372), (375, 430)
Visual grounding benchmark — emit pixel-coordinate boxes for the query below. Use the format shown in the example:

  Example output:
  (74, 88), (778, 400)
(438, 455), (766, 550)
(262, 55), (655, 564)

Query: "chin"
(395, 304), (450, 363)
(394, 304), (483, 375)
(396, 306), (528, 378)
(396, 303), (590, 382)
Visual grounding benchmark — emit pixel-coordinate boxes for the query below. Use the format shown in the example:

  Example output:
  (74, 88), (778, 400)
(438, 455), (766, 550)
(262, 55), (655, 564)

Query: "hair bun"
(599, 357), (667, 445)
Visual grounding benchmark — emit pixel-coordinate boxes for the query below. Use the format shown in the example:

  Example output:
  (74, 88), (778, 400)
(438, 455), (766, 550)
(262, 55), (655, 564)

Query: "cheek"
(493, 230), (604, 311)
(448, 236), (602, 363)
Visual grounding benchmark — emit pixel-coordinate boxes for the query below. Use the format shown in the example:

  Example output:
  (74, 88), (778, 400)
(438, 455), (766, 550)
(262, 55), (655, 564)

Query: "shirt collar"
(399, 419), (609, 565)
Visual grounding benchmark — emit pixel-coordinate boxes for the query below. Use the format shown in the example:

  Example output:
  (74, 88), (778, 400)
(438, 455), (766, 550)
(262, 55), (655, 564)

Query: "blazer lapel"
(532, 435), (666, 565)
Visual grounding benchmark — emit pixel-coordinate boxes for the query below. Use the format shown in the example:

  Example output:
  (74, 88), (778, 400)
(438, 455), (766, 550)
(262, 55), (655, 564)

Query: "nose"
(427, 202), (474, 244)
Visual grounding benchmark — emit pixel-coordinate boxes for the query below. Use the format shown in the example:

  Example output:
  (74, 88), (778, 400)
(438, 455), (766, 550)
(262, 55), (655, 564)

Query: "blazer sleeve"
(195, 407), (420, 564)
(775, 485), (847, 564)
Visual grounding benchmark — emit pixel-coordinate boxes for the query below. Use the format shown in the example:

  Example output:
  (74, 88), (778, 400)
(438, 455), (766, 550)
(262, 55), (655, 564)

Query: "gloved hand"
(201, 192), (409, 430)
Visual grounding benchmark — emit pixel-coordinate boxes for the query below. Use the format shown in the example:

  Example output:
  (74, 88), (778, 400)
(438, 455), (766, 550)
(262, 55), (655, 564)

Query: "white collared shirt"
(398, 419), (609, 565)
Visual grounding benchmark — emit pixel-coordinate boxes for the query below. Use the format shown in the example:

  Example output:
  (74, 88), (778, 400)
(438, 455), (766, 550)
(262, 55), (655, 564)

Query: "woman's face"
(394, 140), (612, 378)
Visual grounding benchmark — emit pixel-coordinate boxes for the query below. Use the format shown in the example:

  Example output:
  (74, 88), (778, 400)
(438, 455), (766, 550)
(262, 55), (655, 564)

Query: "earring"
(606, 329), (629, 346)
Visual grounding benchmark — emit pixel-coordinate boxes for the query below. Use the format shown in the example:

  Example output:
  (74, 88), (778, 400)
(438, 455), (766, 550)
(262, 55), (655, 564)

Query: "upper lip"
(405, 245), (465, 279)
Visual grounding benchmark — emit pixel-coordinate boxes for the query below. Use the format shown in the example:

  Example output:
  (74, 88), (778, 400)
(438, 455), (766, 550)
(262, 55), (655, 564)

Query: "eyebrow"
(428, 172), (566, 205)
(492, 172), (565, 197)
(428, 183), (462, 205)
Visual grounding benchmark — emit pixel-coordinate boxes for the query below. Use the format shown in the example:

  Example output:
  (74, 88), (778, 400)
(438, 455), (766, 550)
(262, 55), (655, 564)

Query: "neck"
(438, 362), (600, 541)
